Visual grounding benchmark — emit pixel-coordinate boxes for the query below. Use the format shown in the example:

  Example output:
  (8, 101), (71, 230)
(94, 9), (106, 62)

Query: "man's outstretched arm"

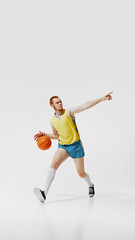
(67, 92), (113, 117)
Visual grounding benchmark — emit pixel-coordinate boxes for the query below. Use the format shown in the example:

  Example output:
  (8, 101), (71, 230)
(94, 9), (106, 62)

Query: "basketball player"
(33, 92), (113, 203)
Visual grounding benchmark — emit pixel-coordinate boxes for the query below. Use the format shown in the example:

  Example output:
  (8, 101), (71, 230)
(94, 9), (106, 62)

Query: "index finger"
(105, 92), (113, 97)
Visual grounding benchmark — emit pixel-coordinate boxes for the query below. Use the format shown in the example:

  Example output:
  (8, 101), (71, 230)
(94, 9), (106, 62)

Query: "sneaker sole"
(33, 188), (45, 203)
(89, 193), (95, 198)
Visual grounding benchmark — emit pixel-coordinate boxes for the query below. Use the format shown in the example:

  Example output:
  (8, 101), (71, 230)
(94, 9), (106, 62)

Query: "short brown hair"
(49, 96), (59, 106)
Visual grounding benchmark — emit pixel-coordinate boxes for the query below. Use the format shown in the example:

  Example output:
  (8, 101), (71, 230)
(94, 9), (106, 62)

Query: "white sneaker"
(33, 188), (46, 203)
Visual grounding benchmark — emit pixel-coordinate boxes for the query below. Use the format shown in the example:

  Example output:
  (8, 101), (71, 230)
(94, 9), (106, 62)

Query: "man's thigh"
(50, 148), (69, 169)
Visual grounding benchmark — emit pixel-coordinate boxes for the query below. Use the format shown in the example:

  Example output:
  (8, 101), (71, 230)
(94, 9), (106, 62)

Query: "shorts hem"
(71, 155), (85, 159)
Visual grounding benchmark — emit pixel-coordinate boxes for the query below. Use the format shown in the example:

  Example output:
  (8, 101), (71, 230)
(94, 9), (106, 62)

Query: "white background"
(0, 0), (135, 239)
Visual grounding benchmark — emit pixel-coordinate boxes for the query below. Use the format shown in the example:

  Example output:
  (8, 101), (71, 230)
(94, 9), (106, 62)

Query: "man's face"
(52, 98), (63, 111)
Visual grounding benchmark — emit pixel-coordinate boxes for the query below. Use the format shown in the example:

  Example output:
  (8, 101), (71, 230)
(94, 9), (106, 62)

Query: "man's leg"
(34, 148), (69, 203)
(44, 148), (69, 195)
(73, 157), (95, 197)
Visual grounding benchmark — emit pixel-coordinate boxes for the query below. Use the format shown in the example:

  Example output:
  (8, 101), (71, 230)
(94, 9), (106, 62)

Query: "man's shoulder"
(65, 108), (75, 119)
(65, 108), (71, 114)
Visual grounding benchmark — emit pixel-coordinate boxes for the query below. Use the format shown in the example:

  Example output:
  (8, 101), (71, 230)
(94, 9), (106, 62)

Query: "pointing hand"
(102, 92), (113, 101)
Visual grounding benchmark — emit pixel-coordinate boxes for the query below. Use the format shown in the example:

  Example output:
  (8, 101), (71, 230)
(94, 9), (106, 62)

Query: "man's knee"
(50, 157), (63, 169)
(50, 161), (59, 169)
(77, 171), (86, 178)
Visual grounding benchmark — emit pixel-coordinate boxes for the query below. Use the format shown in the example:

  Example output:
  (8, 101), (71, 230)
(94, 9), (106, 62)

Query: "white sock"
(44, 167), (56, 196)
(83, 173), (93, 187)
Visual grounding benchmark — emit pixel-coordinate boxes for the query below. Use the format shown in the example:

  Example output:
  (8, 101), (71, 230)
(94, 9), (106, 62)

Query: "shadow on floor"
(39, 194), (91, 205)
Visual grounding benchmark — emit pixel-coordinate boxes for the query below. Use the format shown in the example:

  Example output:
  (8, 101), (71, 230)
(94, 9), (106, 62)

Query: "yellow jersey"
(51, 109), (80, 145)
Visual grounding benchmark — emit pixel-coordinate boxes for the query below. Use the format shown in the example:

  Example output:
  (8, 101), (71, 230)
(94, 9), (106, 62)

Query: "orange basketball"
(37, 136), (52, 150)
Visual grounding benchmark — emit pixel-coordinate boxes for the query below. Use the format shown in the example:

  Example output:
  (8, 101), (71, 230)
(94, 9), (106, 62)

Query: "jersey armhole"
(66, 109), (75, 120)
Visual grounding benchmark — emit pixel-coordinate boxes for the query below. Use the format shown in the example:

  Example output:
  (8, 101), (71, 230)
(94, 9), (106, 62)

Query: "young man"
(33, 92), (113, 203)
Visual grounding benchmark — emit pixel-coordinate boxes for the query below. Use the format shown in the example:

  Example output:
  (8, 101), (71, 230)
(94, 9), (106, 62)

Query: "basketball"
(37, 136), (52, 150)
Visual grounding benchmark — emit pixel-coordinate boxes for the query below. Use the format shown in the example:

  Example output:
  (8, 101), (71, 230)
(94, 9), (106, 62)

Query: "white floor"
(1, 191), (135, 240)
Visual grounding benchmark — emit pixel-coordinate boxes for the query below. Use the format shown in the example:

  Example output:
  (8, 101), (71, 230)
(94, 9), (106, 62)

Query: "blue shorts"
(58, 139), (85, 159)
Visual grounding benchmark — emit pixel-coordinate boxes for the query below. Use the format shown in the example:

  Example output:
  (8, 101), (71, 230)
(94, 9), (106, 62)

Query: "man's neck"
(55, 109), (64, 117)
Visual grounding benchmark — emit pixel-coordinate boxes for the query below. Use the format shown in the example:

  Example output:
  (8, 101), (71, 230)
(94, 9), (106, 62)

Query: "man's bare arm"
(67, 92), (113, 116)
(45, 124), (59, 140)
(34, 129), (59, 141)
(41, 121), (59, 140)
(34, 124), (59, 141)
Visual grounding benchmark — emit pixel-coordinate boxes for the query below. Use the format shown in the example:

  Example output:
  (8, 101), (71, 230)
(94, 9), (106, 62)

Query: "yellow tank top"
(51, 109), (80, 145)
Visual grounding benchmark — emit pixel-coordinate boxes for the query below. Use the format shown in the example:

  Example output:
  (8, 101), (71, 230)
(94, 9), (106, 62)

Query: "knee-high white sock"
(44, 167), (56, 196)
(83, 173), (93, 187)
